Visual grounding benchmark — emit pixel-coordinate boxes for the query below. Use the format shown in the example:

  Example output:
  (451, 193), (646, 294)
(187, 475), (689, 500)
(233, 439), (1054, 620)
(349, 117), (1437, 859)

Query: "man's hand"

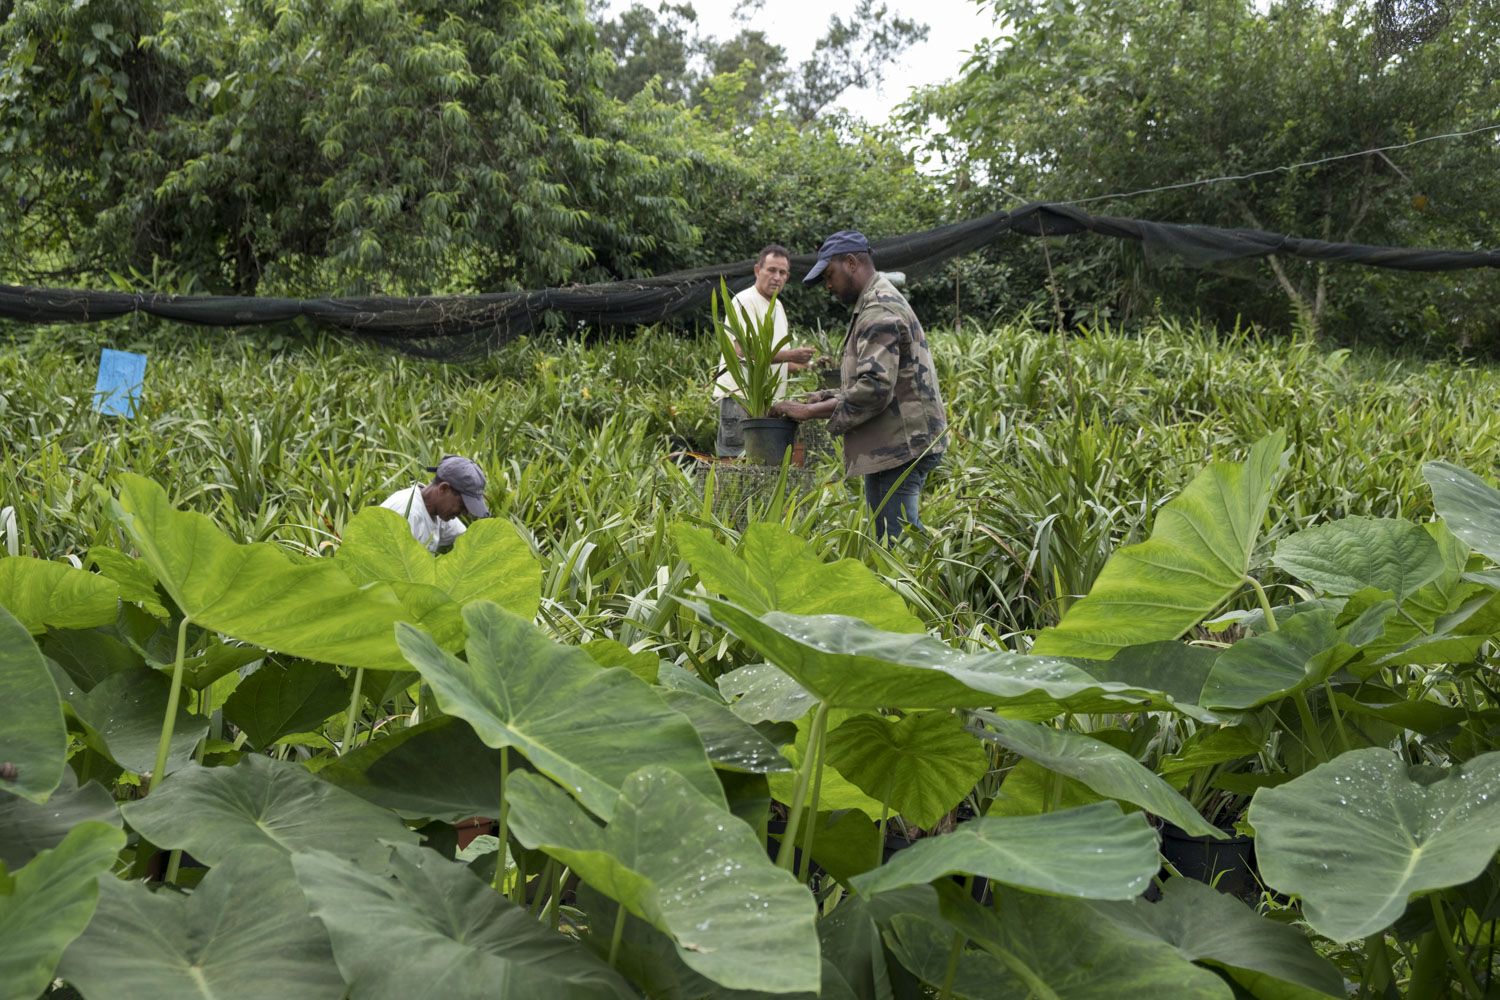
(774, 346), (817, 365)
(770, 396), (838, 422)
(769, 400), (812, 421)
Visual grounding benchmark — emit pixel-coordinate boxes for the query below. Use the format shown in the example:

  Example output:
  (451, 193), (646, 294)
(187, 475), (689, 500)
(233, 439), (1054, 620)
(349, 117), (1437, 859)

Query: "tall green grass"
(5, 316), (1500, 661)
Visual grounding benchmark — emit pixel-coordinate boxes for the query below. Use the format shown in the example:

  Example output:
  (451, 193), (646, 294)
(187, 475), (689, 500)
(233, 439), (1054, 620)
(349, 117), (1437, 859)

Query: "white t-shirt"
(379, 485), (467, 554)
(714, 285), (791, 400)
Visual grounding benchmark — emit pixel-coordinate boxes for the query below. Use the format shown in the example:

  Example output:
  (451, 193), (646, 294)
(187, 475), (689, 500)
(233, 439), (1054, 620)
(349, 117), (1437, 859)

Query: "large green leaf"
(293, 842), (634, 1000)
(660, 688), (792, 774)
(336, 509), (541, 621)
(1249, 748), (1500, 940)
(432, 518), (541, 618)
(850, 802), (1160, 899)
(825, 711), (988, 827)
(121, 753), (418, 865)
(675, 522), (923, 632)
(397, 601), (723, 821)
(971, 713), (1222, 838)
(686, 598), (1180, 716)
(88, 545), (168, 618)
(335, 505), (441, 586)
(43, 627), (144, 692)
(891, 883), (1234, 1000)
(1272, 516), (1446, 602)
(0, 821), (124, 1000)
(113, 473), (442, 670)
(768, 710), (884, 816)
(59, 849), (345, 1000)
(1084, 878), (1344, 999)
(582, 638), (661, 684)
(506, 766), (821, 994)
(718, 662), (816, 723)
(575, 884), (852, 1000)
(321, 716), (509, 822)
(75, 666), (206, 777)
(1031, 433), (1286, 658)
(0, 555), (120, 634)
(1425, 461), (1500, 563)
(1198, 609), (1345, 710)
(987, 758), (1102, 818)
(1082, 641), (1225, 721)
(222, 660), (352, 750)
(0, 604), (66, 802)
(0, 770), (120, 868)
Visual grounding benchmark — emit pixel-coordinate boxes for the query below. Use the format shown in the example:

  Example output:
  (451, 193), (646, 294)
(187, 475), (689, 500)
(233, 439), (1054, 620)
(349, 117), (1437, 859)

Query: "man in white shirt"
(378, 455), (491, 553)
(714, 244), (816, 456)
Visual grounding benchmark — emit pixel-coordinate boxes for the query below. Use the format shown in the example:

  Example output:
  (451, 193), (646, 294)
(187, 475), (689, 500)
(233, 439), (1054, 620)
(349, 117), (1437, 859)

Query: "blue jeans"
(863, 452), (943, 540)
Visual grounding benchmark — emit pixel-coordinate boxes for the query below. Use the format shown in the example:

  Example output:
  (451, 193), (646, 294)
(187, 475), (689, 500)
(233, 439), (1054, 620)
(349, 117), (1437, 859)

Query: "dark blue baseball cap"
(802, 230), (872, 284)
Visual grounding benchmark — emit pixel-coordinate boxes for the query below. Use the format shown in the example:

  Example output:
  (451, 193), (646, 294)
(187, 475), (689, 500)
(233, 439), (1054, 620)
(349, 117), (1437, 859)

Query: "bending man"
(379, 455), (491, 553)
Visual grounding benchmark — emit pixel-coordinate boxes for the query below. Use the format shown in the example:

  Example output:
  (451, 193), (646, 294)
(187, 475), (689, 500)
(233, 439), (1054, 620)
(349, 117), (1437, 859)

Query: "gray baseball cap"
(426, 455), (491, 517)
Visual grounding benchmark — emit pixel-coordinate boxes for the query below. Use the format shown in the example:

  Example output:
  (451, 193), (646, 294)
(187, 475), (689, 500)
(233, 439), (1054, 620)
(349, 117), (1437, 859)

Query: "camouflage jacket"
(825, 274), (948, 477)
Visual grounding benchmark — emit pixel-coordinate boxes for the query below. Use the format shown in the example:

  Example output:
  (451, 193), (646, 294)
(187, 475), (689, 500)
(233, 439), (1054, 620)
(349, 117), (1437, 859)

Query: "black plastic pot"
(741, 417), (798, 465)
(1157, 822), (1259, 901)
(817, 368), (841, 391)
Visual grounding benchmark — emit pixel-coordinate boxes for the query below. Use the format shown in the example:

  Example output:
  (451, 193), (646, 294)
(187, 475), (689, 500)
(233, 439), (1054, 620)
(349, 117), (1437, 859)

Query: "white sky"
(612, 0), (1002, 122)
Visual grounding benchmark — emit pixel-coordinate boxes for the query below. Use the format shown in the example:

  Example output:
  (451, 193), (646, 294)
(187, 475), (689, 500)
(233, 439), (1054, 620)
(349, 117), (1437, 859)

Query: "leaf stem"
(493, 746), (510, 894)
(798, 714), (829, 882)
(776, 703), (829, 871)
(607, 904), (628, 969)
(1245, 575), (1278, 631)
(1430, 895), (1485, 999)
(340, 667), (365, 755)
(149, 616), (192, 793)
(1292, 690), (1330, 764)
(938, 876), (975, 1000)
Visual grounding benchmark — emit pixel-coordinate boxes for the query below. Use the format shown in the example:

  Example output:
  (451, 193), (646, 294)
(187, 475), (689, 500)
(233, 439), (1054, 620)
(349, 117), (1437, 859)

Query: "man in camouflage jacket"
(771, 230), (948, 539)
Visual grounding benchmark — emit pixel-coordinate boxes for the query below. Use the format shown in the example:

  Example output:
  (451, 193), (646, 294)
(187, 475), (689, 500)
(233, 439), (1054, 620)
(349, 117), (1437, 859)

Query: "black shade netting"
(2, 202), (1495, 359)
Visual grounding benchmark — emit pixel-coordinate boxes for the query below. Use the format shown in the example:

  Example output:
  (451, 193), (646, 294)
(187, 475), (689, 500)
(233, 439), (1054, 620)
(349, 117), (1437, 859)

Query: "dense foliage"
(7, 320), (1500, 996)
(907, 0), (1500, 347)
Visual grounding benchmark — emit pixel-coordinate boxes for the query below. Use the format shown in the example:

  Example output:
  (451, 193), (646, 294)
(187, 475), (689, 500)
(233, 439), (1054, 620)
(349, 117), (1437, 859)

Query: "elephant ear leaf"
(0, 604), (68, 803)
(1249, 748), (1500, 941)
(1033, 432), (1287, 658)
(674, 521), (923, 632)
(0, 556), (120, 634)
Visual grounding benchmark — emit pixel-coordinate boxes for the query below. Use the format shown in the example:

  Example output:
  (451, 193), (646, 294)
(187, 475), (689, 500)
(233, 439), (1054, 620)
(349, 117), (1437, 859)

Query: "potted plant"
(713, 277), (797, 465)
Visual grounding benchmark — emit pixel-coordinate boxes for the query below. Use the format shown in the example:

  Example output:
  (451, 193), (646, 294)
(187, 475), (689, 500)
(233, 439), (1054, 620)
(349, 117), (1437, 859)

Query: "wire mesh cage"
(687, 458), (831, 529)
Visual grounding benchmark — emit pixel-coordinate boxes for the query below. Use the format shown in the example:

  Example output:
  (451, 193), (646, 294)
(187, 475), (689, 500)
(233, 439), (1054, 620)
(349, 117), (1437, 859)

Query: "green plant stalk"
(149, 616), (192, 794)
(938, 876), (976, 1000)
(876, 774), (895, 846)
(1359, 933), (1393, 999)
(607, 904), (628, 969)
(1410, 928), (1450, 999)
(1324, 681), (1352, 754)
(1430, 895), (1484, 999)
(530, 858), (556, 917)
(493, 746), (510, 894)
(1292, 690), (1330, 764)
(543, 865), (569, 930)
(1245, 575), (1278, 631)
(776, 703), (830, 871)
(512, 850), (528, 907)
(797, 721), (829, 883)
(340, 667), (365, 755)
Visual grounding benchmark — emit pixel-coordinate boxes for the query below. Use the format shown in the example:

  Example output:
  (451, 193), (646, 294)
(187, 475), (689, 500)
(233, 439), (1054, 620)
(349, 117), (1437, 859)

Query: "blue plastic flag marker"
(93, 349), (148, 417)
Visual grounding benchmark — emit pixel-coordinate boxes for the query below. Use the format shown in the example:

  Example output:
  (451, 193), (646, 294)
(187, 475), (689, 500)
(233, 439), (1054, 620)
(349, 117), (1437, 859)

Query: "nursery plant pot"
(817, 368), (842, 391)
(1158, 821), (1259, 901)
(741, 417), (798, 465)
(454, 816), (497, 851)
